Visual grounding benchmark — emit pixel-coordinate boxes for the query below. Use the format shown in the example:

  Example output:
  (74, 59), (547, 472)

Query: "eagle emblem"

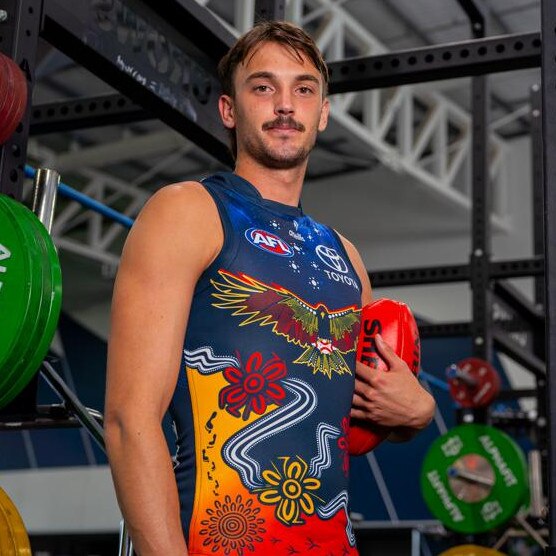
(211, 270), (360, 378)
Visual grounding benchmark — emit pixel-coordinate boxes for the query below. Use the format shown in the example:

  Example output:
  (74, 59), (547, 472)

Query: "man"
(105, 21), (435, 556)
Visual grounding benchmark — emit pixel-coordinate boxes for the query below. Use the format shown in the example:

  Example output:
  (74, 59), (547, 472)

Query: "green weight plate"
(17, 202), (61, 382)
(0, 200), (61, 408)
(0, 196), (43, 385)
(0, 196), (46, 404)
(0, 219), (49, 406)
(0, 199), (49, 404)
(420, 424), (528, 534)
(0, 196), (44, 351)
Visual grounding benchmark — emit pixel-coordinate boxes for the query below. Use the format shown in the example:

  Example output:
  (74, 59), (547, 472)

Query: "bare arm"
(338, 233), (435, 441)
(104, 182), (222, 555)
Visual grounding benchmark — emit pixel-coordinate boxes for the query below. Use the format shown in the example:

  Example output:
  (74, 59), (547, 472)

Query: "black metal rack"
(0, 0), (554, 550)
(541, 2), (556, 552)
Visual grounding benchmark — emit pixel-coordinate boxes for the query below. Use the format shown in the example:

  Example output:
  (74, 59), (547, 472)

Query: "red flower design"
(337, 416), (350, 475)
(219, 352), (287, 420)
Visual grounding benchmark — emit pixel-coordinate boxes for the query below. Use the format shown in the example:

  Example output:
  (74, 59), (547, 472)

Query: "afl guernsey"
(169, 172), (362, 556)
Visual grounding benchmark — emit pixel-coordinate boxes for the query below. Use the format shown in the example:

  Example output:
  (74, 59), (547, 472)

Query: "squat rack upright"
(0, 0), (554, 551)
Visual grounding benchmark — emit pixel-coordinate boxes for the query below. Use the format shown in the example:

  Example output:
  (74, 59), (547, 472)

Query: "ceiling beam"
(55, 130), (190, 171)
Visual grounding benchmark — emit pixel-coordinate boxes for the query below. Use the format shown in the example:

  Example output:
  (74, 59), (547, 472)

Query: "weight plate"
(0, 486), (31, 555)
(0, 196), (42, 384)
(0, 199), (45, 407)
(0, 55), (27, 146)
(439, 545), (506, 556)
(16, 201), (61, 384)
(421, 424), (528, 534)
(8, 58), (28, 136)
(0, 199), (49, 405)
(0, 54), (13, 120)
(0, 55), (16, 121)
(447, 358), (501, 408)
(0, 199), (61, 408)
(0, 57), (21, 145)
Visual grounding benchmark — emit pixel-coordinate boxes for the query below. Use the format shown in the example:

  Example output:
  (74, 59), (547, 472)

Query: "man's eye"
(298, 86), (314, 94)
(255, 85), (271, 92)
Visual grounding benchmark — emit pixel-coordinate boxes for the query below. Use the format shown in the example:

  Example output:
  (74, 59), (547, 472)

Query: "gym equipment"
(24, 165), (135, 229)
(0, 167), (130, 554)
(447, 358), (501, 408)
(421, 424), (529, 534)
(439, 545), (506, 556)
(349, 298), (420, 455)
(0, 486), (31, 555)
(0, 193), (62, 409)
(0, 52), (28, 145)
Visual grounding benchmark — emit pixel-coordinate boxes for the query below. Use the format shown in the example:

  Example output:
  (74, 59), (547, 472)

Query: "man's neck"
(234, 159), (307, 207)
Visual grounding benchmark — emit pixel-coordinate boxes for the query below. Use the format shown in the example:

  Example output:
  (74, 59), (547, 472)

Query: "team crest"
(210, 270), (360, 378)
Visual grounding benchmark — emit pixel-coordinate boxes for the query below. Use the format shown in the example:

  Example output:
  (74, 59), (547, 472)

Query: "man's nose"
(275, 90), (294, 115)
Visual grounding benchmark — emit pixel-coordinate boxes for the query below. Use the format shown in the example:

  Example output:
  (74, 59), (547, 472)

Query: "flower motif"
(338, 417), (350, 476)
(256, 456), (323, 526)
(219, 352), (287, 420)
(200, 494), (265, 555)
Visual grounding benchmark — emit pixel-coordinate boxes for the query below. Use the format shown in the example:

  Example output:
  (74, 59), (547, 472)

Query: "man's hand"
(350, 334), (435, 432)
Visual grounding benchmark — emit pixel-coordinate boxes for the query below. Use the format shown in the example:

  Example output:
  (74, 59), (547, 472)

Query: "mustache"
(262, 116), (305, 132)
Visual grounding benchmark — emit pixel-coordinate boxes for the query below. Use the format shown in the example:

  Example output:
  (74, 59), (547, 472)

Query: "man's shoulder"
(144, 180), (217, 215)
(132, 180), (222, 242)
(126, 179), (223, 269)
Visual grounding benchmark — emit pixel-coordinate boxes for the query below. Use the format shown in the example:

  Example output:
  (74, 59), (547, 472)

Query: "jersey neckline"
(217, 171), (304, 217)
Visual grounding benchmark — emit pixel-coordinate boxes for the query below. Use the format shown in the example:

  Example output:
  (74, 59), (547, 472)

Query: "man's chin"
(259, 147), (310, 170)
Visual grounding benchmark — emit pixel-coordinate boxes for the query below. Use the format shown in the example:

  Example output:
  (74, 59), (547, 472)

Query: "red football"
(349, 299), (420, 455)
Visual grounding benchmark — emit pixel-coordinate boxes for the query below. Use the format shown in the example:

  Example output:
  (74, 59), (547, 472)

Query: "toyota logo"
(315, 245), (349, 273)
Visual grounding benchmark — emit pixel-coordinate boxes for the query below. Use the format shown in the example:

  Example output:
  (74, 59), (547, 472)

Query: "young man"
(105, 21), (435, 556)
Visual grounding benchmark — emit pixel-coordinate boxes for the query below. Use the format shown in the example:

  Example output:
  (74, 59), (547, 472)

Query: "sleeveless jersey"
(169, 172), (362, 556)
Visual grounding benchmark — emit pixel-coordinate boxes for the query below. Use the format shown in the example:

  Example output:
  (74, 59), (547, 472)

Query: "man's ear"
(318, 97), (330, 132)
(219, 95), (236, 129)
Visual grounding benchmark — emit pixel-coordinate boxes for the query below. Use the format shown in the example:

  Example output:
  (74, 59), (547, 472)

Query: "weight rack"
(0, 0), (555, 552)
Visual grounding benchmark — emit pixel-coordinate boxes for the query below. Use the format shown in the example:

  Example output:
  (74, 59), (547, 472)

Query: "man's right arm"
(104, 182), (222, 555)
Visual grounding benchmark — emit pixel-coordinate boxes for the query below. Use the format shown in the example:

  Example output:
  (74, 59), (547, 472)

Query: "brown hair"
(217, 20), (328, 159)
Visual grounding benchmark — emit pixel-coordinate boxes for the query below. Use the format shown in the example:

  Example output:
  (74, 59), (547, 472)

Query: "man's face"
(219, 41), (329, 170)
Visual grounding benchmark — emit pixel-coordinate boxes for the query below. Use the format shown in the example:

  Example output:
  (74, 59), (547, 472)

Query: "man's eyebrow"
(295, 74), (320, 84)
(246, 71), (275, 81)
(245, 71), (320, 84)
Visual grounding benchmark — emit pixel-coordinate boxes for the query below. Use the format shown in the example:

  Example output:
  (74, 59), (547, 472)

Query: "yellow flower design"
(256, 456), (323, 526)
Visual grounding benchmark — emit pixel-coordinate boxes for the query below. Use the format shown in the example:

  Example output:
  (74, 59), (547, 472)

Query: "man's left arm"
(338, 234), (436, 441)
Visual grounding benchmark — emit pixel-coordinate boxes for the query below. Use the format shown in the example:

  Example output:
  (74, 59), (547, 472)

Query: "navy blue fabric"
(169, 172), (363, 544)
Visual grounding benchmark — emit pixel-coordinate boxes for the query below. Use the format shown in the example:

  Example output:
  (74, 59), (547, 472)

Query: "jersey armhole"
(193, 182), (240, 296)
(327, 226), (364, 294)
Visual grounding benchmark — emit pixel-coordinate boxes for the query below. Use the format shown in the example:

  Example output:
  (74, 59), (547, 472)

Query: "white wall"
(1, 467), (121, 534)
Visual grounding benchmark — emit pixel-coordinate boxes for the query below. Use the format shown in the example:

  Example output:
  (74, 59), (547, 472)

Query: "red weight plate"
(0, 55), (25, 145)
(447, 357), (501, 408)
(0, 54), (16, 124)
(0, 56), (19, 144)
(1, 56), (27, 144)
(10, 57), (27, 126)
(0, 53), (12, 117)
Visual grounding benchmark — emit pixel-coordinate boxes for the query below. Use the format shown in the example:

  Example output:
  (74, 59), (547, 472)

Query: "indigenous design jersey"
(170, 172), (362, 556)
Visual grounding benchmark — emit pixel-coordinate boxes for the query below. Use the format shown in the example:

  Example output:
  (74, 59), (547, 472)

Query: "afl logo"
(245, 228), (294, 257)
(315, 245), (349, 273)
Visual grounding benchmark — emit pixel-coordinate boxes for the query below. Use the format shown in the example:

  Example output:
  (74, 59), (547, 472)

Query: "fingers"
(350, 407), (368, 420)
(374, 334), (397, 367)
(354, 360), (376, 384)
(352, 389), (370, 407)
(350, 392), (379, 421)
